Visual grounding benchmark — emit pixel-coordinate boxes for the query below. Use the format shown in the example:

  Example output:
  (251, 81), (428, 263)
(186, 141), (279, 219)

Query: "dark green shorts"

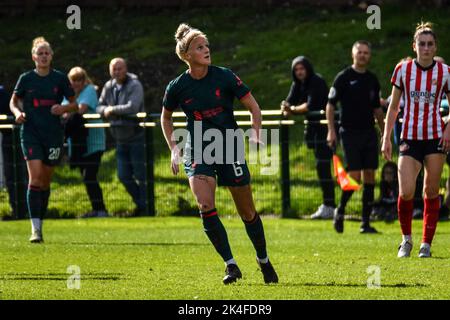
(184, 159), (251, 187)
(21, 141), (63, 166)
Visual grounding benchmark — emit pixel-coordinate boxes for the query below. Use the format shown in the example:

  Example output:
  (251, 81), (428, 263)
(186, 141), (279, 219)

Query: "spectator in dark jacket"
(0, 85), (28, 220)
(281, 56), (335, 219)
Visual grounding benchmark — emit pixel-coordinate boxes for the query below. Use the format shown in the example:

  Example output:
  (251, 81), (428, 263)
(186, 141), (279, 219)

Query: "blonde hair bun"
(175, 23), (192, 42)
(416, 21), (433, 31)
(413, 21), (436, 42)
(174, 23), (207, 63)
(31, 36), (53, 55)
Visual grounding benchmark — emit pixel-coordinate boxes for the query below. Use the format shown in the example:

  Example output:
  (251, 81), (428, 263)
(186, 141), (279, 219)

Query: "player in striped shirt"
(382, 22), (450, 258)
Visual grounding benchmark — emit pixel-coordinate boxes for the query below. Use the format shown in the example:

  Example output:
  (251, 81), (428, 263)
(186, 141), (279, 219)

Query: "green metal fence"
(2, 110), (448, 219)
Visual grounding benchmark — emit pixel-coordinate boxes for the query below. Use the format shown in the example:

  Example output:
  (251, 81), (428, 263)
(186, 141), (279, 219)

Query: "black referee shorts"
(339, 127), (379, 171)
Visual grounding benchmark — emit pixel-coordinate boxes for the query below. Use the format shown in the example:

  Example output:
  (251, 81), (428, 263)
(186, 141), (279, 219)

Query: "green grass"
(1, 217), (450, 299)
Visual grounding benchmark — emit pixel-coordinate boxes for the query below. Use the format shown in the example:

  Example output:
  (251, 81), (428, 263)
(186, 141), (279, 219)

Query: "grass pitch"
(1, 217), (450, 300)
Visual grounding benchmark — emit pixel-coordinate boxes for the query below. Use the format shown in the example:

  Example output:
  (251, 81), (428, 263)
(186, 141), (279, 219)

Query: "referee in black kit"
(326, 40), (385, 234)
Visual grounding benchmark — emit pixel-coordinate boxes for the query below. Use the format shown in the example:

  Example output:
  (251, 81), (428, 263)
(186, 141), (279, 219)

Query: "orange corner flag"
(333, 154), (361, 191)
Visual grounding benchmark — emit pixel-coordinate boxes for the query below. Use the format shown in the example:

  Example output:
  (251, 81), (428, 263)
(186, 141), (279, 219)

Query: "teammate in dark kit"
(10, 37), (77, 242)
(161, 23), (278, 285)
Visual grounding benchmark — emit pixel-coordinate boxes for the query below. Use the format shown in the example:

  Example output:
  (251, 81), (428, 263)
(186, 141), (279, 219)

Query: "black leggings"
(1, 133), (28, 218)
(306, 127), (335, 207)
(79, 151), (106, 212)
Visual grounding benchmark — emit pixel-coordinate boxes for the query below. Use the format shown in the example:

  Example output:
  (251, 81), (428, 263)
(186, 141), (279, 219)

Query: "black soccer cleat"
(223, 264), (242, 285)
(360, 224), (379, 234)
(333, 209), (344, 233)
(257, 259), (278, 284)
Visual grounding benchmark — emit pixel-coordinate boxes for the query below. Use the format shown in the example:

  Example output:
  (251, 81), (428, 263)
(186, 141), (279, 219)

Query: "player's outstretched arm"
(381, 86), (402, 161)
(9, 94), (25, 124)
(240, 93), (262, 144)
(325, 102), (336, 149)
(440, 91), (450, 152)
(161, 107), (180, 175)
(51, 96), (78, 116)
(374, 107), (385, 136)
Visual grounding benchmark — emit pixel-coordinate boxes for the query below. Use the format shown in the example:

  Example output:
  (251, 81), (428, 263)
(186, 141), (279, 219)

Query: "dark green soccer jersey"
(14, 69), (75, 143)
(163, 65), (250, 159)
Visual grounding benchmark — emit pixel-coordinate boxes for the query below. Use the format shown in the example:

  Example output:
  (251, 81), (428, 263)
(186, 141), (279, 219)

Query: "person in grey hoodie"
(97, 57), (147, 215)
(280, 56), (336, 219)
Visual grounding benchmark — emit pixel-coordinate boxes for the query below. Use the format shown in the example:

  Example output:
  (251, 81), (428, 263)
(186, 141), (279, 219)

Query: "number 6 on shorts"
(232, 161), (243, 177)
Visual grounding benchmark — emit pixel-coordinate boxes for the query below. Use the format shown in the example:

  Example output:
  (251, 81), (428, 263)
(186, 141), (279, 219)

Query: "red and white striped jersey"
(391, 60), (450, 140)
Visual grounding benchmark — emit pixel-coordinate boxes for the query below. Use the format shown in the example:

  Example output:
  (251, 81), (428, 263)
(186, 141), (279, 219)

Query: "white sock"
(225, 258), (237, 266)
(31, 218), (41, 233)
(420, 242), (430, 249)
(258, 257), (269, 264)
(402, 235), (412, 243)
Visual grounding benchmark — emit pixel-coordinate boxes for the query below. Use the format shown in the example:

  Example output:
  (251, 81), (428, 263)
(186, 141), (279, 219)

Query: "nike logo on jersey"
(184, 98), (194, 104)
(350, 80), (358, 85)
(234, 177), (244, 183)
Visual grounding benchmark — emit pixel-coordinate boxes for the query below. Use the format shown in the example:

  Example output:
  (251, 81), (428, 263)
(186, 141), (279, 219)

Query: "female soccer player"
(382, 22), (450, 258)
(10, 37), (77, 243)
(161, 23), (278, 284)
(66, 67), (107, 218)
